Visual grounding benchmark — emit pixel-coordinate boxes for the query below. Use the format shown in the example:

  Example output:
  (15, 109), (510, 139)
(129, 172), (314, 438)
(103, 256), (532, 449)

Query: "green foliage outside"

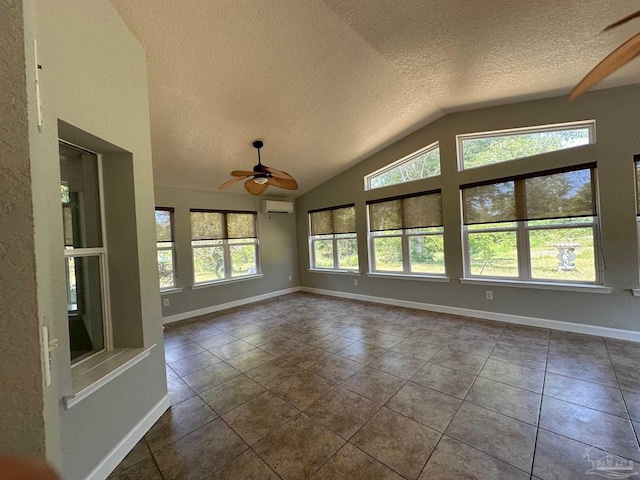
(468, 227), (596, 281)
(192, 242), (257, 283)
(462, 128), (589, 169)
(157, 249), (175, 287)
(369, 147), (440, 189)
(313, 236), (358, 269)
(373, 234), (445, 273)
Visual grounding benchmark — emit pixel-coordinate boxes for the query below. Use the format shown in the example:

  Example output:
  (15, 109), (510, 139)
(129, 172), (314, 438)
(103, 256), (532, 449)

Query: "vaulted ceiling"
(109, 0), (640, 196)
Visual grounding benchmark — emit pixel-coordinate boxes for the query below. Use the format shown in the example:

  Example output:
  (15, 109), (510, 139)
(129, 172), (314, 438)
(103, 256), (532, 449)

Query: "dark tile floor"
(109, 292), (640, 480)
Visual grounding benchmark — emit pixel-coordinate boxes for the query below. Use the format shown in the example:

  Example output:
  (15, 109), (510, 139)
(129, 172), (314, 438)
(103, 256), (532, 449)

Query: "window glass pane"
(462, 181), (516, 225)
(529, 227), (596, 282)
(403, 193), (443, 228)
(193, 245), (225, 282)
(59, 143), (103, 248)
(67, 255), (105, 362)
(337, 238), (358, 269)
(155, 210), (173, 242)
(635, 160), (640, 214)
(373, 236), (403, 271)
(313, 240), (334, 268)
(227, 213), (256, 238)
(369, 200), (402, 231)
(368, 144), (440, 189)
(157, 249), (175, 288)
(528, 217), (594, 227)
(230, 244), (258, 277)
(525, 168), (594, 221)
(191, 211), (224, 240)
(410, 235), (445, 274)
(333, 206), (356, 234)
(468, 231), (518, 277)
(461, 125), (591, 169)
(467, 222), (517, 230)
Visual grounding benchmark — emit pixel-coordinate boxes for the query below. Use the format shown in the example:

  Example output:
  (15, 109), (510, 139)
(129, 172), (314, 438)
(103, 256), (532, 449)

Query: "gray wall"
(0, 0), (46, 457)
(155, 187), (299, 319)
(296, 84), (640, 332)
(22, 1), (166, 478)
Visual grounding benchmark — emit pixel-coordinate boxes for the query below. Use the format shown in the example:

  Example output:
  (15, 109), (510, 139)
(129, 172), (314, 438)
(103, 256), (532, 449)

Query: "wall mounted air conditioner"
(262, 200), (294, 214)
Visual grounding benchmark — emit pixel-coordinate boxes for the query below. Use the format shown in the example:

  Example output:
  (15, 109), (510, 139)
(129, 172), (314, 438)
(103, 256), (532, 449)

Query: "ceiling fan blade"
(263, 166), (294, 180)
(244, 178), (269, 195)
(219, 175), (247, 190)
(569, 32), (640, 100)
(604, 10), (640, 31)
(232, 170), (256, 177)
(268, 176), (298, 190)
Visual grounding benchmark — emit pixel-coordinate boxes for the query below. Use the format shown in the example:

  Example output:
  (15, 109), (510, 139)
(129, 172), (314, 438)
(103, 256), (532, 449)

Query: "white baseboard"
(84, 394), (170, 480)
(162, 287), (301, 325)
(300, 287), (640, 342)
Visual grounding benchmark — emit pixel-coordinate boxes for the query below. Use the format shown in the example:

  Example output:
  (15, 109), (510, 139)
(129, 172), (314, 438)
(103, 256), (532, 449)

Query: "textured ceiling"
(109, 0), (640, 197)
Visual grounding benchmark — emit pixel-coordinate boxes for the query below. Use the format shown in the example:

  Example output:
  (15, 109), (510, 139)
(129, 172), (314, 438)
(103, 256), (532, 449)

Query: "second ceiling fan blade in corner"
(244, 178), (269, 195)
(268, 176), (298, 190)
(219, 175), (247, 189)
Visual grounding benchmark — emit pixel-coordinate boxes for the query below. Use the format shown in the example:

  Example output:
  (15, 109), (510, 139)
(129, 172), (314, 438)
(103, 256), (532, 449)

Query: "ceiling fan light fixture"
(253, 176), (268, 184)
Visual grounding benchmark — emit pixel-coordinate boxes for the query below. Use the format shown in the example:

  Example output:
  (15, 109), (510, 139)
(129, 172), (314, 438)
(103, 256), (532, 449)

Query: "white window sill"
(459, 277), (612, 294)
(632, 289), (640, 297)
(367, 272), (450, 283)
(308, 269), (360, 276)
(191, 274), (263, 290)
(65, 345), (155, 409)
(161, 287), (183, 295)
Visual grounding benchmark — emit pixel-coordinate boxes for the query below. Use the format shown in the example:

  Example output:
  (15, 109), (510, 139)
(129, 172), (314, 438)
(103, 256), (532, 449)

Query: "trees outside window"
(191, 210), (259, 284)
(309, 205), (358, 271)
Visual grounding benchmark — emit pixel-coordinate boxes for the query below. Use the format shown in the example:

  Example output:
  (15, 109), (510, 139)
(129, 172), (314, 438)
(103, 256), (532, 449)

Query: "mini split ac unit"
(262, 200), (294, 214)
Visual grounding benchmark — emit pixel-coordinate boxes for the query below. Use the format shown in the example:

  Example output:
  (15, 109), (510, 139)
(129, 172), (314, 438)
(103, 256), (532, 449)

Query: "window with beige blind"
(461, 164), (601, 283)
(308, 205), (358, 271)
(367, 190), (445, 275)
(190, 210), (260, 284)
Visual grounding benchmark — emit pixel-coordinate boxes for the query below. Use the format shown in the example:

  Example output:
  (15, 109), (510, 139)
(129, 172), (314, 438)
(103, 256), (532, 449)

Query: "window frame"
(364, 141), (440, 191)
(461, 164), (602, 285)
(190, 209), (261, 285)
(367, 190), (446, 277)
(156, 207), (177, 291)
(308, 204), (359, 273)
(60, 140), (113, 367)
(457, 120), (596, 171)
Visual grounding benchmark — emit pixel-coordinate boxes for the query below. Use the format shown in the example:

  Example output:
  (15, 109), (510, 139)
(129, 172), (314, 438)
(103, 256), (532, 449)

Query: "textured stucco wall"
(20, 0), (166, 478)
(0, 0), (46, 456)
(296, 85), (640, 333)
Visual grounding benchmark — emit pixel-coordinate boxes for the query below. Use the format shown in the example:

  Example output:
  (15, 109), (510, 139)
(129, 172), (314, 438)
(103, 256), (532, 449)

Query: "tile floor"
(109, 292), (640, 480)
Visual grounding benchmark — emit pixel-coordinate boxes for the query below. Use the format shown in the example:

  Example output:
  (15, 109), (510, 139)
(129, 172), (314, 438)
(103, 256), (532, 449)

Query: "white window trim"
(460, 278), (611, 294)
(366, 272), (450, 282)
(160, 287), (183, 295)
(309, 232), (359, 272)
(368, 228), (446, 277)
(456, 119), (596, 171)
(462, 218), (602, 286)
(364, 141), (440, 191)
(308, 268), (360, 275)
(191, 273), (264, 289)
(192, 238), (260, 285)
(62, 145), (113, 367)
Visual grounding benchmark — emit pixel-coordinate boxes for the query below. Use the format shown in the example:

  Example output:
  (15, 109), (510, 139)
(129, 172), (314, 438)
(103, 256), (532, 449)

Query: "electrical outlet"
(163, 298), (170, 307)
(288, 274), (292, 282)
(485, 291), (493, 300)
(354, 279), (358, 286)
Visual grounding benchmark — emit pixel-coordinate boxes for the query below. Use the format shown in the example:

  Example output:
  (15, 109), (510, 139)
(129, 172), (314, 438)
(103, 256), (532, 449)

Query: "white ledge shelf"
(65, 345), (155, 409)
(632, 289), (640, 297)
(160, 287), (184, 295)
(460, 278), (612, 294)
(308, 269), (360, 276)
(191, 274), (263, 290)
(366, 273), (450, 283)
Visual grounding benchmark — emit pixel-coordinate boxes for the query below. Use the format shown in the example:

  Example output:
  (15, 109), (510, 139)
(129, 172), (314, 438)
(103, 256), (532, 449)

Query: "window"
(635, 155), (640, 214)
(60, 141), (110, 364)
(461, 164), (600, 283)
(156, 208), (176, 289)
(365, 142), (440, 190)
(191, 210), (259, 284)
(308, 205), (358, 271)
(367, 191), (445, 275)
(458, 121), (595, 170)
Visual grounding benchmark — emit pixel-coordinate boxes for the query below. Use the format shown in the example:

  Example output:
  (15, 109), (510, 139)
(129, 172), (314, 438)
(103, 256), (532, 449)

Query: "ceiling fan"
(570, 10), (640, 99)
(219, 140), (298, 195)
